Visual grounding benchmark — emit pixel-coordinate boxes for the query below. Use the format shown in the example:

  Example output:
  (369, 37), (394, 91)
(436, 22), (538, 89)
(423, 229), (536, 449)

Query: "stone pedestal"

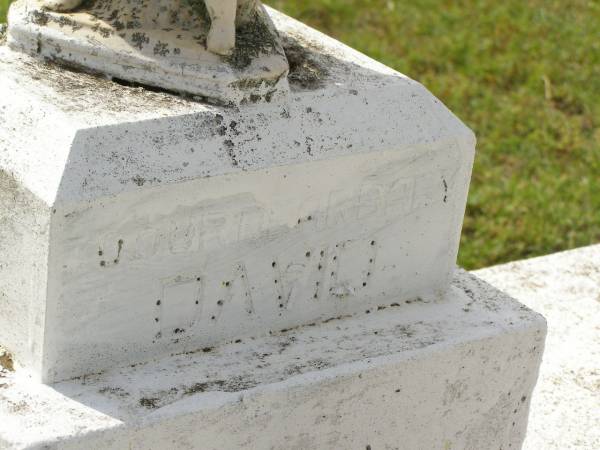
(0, 9), (475, 384)
(0, 7), (545, 450)
(0, 270), (546, 450)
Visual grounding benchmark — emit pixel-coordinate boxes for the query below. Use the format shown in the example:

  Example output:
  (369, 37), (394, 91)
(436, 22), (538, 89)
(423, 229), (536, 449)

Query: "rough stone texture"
(0, 270), (546, 450)
(476, 244), (600, 450)
(0, 172), (50, 378)
(0, 11), (475, 383)
(7, 0), (290, 104)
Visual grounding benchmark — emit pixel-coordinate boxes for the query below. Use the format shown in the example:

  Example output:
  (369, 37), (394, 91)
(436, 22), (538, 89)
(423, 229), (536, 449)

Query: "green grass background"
(0, 0), (8, 23)
(1, 0), (599, 269)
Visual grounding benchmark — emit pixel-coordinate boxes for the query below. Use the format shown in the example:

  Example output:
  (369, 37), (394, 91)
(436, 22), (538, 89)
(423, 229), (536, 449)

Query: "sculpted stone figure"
(39, 0), (259, 55)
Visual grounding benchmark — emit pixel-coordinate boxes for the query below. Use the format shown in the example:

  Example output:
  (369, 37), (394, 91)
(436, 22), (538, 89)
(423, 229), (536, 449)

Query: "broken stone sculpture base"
(7, 0), (290, 104)
(0, 271), (546, 449)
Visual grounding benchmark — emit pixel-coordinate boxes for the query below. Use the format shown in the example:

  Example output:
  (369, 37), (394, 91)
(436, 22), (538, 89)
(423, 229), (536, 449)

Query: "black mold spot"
(131, 32), (149, 50)
(284, 37), (331, 91)
(139, 397), (159, 409)
(132, 175), (146, 186)
(153, 41), (170, 56)
(225, 11), (280, 70)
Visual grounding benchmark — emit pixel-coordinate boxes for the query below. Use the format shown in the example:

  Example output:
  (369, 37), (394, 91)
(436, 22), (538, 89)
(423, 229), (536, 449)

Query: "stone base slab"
(475, 245), (600, 450)
(0, 270), (546, 449)
(7, 0), (290, 104)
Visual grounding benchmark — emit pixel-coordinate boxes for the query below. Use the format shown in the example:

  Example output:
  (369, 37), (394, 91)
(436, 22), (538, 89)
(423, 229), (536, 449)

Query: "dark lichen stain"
(139, 397), (160, 409)
(131, 32), (150, 50)
(225, 11), (281, 71)
(132, 175), (146, 186)
(0, 349), (14, 372)
(30, 10), (50, 26)
(153, 41), (170, 57)
(91, 22), (112, 38)
(183, 376), (257, 395)
(223, 139), (238, 166)
(0, 25), (7, 46)
(283, 35), (331, 91)
(98, 386), (129, 397)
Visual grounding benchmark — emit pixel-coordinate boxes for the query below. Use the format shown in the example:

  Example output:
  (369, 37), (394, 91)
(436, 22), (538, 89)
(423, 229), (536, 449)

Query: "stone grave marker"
(0, 2), (546, 449)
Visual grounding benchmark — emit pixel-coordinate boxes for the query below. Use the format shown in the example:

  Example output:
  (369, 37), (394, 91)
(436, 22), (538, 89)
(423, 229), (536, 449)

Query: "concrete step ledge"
(0, 269), (546, 449)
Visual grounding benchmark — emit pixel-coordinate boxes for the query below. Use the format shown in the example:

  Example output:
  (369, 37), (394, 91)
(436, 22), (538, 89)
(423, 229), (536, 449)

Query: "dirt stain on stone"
(0, 347), (14, 372)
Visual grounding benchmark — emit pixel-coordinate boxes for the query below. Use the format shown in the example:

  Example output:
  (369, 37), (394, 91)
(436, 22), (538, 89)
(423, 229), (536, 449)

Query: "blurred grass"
(2, 0), (599, 269)
(0, 0), (8, 23)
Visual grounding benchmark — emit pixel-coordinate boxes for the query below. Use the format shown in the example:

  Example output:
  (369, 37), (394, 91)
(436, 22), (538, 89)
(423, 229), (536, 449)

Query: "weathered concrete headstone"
(0, 4), (546, 449)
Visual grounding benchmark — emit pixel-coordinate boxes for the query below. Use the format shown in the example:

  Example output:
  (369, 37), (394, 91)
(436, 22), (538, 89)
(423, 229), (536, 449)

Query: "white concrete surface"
(0, 12), (475, 383)
(476, 244), (600, 450)
(0, 269), (546, 450)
